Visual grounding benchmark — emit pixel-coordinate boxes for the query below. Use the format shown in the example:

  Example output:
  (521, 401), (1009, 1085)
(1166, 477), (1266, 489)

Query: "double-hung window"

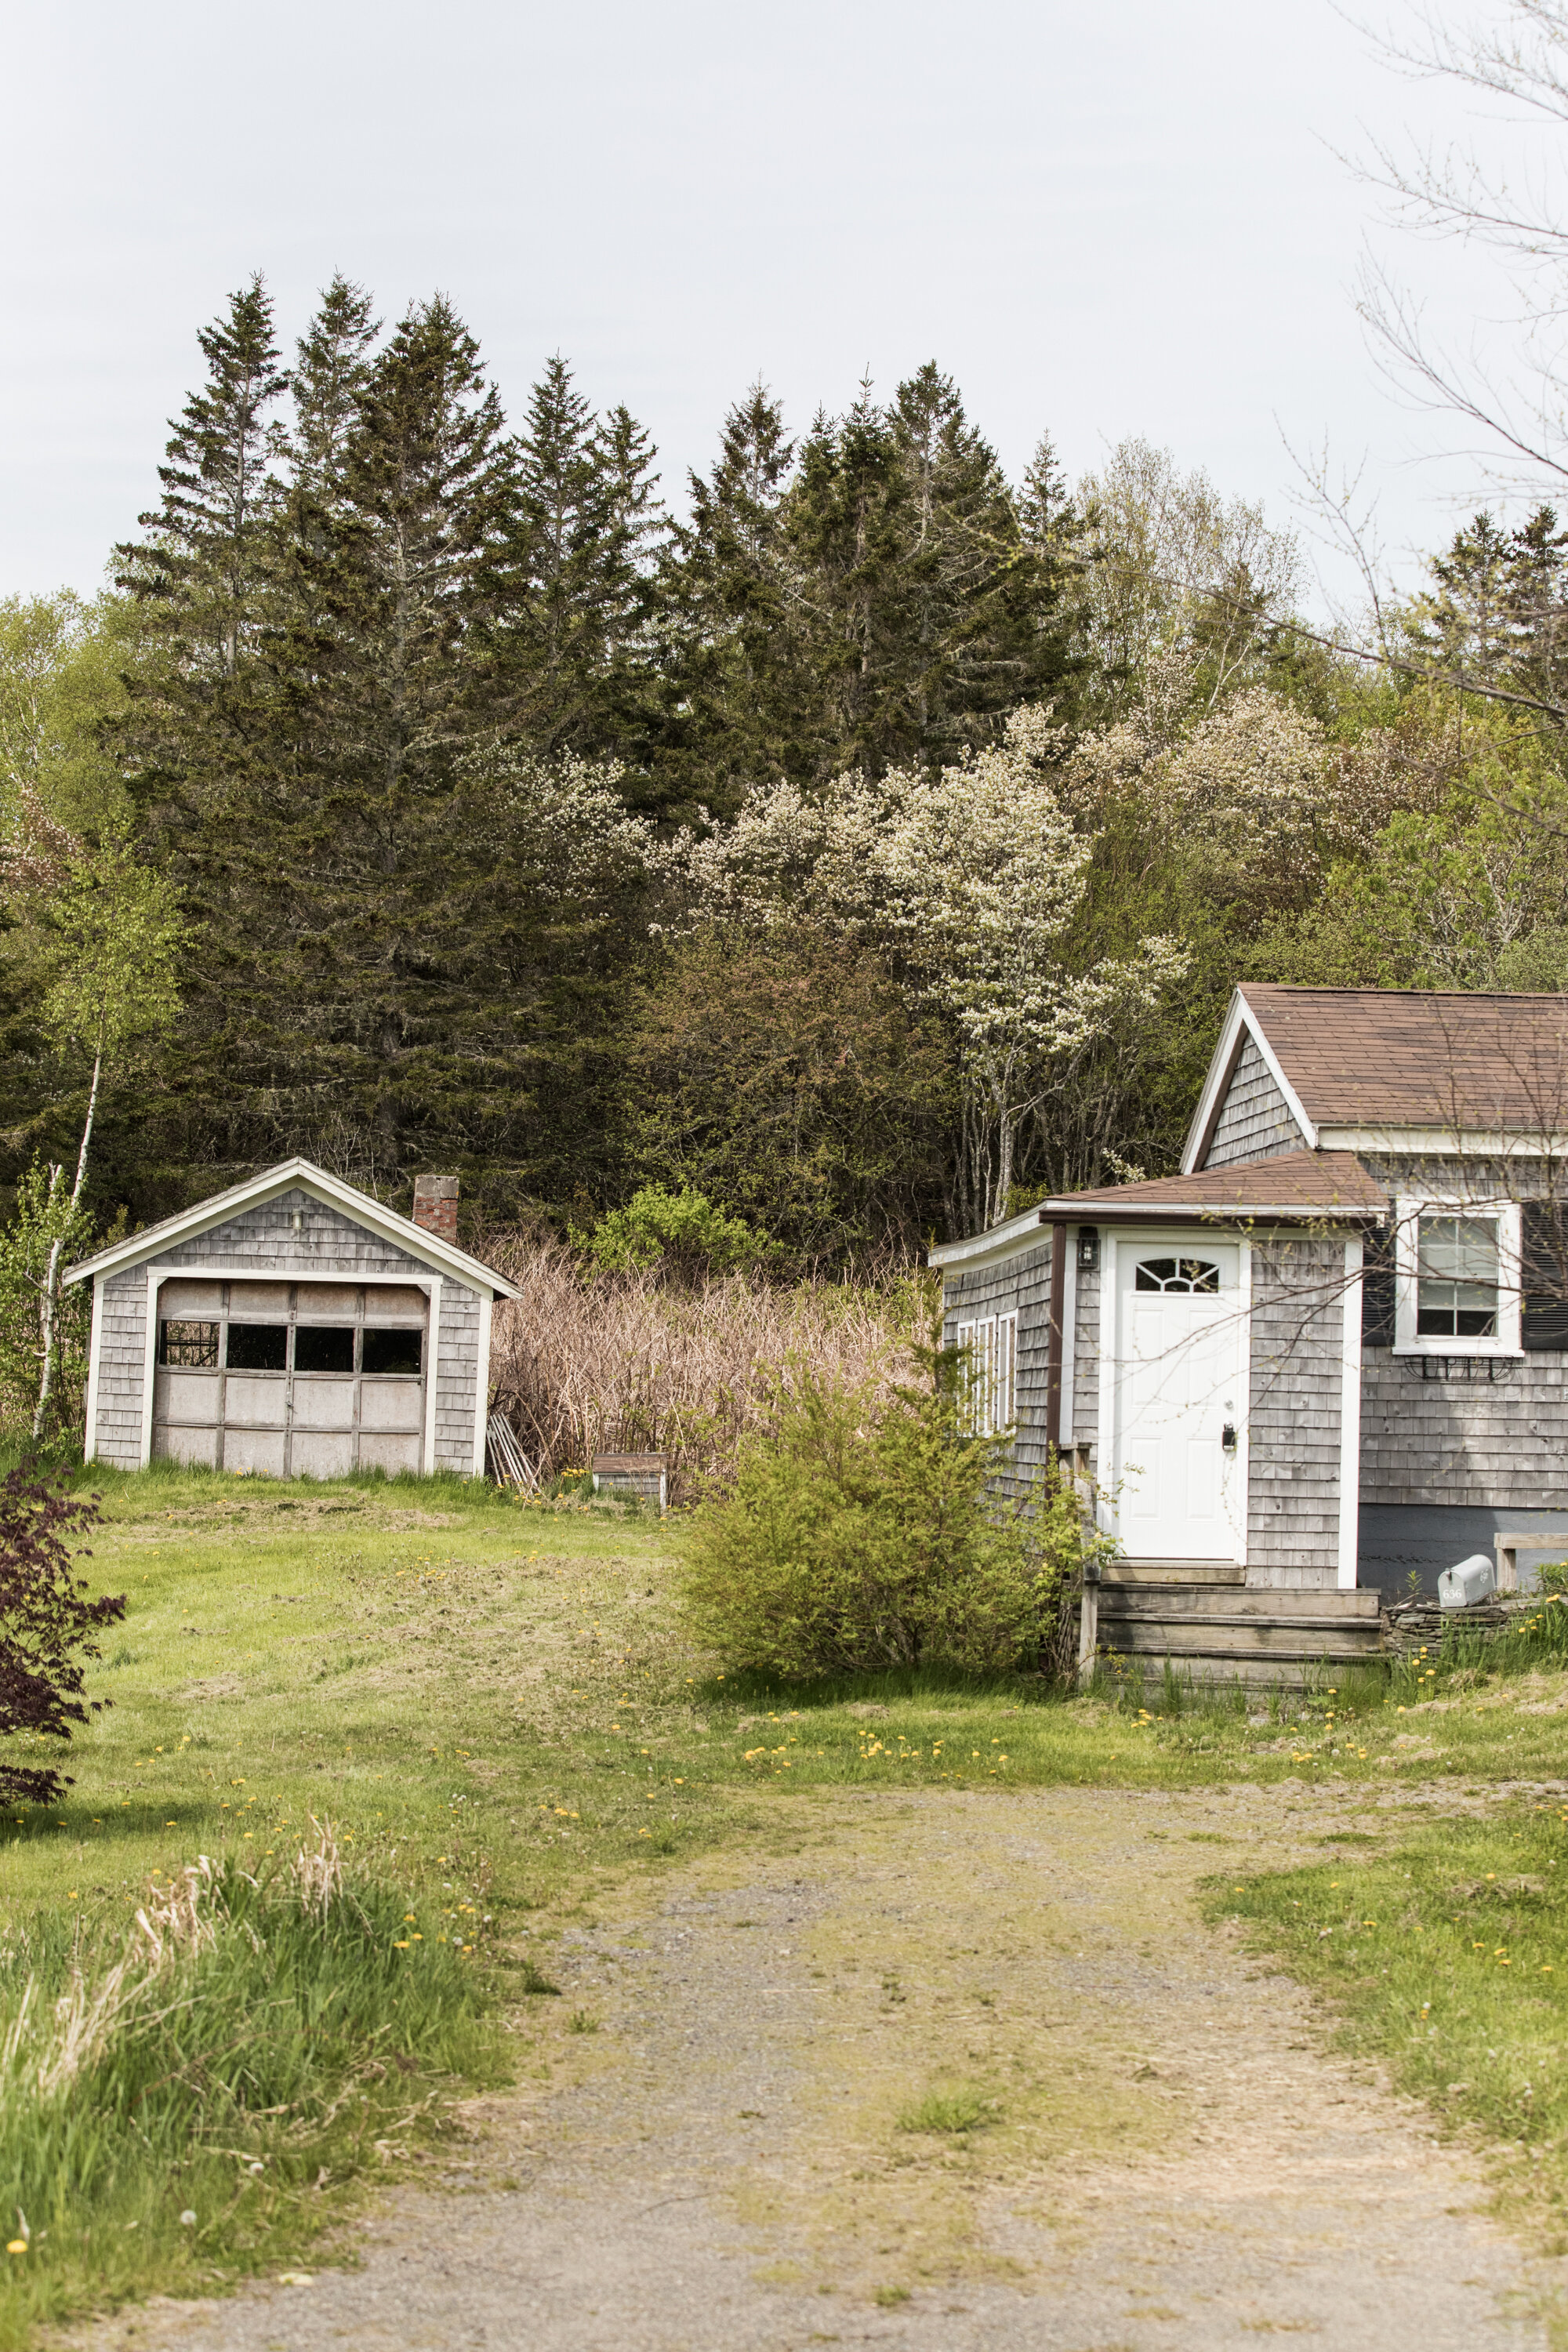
(954, 1311), (1018, 1434)
(1393, 1197), (1521, 1356)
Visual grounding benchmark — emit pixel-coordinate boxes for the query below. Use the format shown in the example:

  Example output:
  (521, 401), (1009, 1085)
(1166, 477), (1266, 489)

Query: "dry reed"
(482, 1234), (925, 1501)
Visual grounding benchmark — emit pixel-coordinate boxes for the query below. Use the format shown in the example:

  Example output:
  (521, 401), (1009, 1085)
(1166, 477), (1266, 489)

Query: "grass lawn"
(4, 1459), (1568, 2336)
(1214, 1803), (1568, 2243)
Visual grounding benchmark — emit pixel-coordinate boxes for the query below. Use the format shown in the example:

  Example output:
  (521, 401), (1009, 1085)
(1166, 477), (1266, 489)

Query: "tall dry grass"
(482, 1234), (927, 1501)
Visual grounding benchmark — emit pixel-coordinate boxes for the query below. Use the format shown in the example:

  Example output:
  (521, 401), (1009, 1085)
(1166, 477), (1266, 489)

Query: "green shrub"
(680, 1323), (1083, 1678)
(583, 1185), (770, 1279)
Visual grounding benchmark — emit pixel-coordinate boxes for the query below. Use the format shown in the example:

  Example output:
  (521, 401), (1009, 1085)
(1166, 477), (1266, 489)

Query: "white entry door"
(1109, 1238), (1246, 1563)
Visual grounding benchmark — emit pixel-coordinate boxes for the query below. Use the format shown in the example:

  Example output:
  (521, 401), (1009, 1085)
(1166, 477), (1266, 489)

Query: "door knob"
(1221, 1423), (1237, 1453)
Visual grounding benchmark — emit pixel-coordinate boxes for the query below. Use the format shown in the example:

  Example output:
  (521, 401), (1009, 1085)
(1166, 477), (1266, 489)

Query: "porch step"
(1102, 1559), (1245, 1587)
(1093, 1582), (1385, 1685)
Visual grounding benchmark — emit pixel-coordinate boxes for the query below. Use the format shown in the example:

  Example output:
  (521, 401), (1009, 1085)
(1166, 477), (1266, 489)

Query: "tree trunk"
(31, 1048), (102, 1443)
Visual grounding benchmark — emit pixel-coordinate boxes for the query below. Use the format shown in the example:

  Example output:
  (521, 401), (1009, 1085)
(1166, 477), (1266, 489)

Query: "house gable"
(1204, 1031), (1310, 1167)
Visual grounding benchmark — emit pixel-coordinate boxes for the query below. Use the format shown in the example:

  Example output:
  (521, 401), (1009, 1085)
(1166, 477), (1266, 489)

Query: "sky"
(0, 0), (1537, 608)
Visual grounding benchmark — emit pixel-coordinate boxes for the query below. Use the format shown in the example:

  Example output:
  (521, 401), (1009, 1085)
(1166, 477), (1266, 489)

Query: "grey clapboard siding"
(1204, 1033), (1305, 1167)
(1355, 1149), (1568, 1509)
(1246, 1236), (1345, 1588)
(88, 1188), (486, 1474)
(942, 1240), (1055, 1503)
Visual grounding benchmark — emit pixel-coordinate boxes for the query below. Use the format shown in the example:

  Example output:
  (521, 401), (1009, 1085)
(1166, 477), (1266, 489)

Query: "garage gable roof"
(64, 1159), (521, 1299)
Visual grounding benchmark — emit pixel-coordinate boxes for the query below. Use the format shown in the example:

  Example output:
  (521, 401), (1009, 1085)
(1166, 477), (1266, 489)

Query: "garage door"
(152, 1279), (429, 1476)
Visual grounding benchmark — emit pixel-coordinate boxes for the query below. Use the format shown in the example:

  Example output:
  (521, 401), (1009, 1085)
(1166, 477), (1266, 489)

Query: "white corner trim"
(1391, 1193), (1523, 1357)
(140, 1270), (164, 1468)
(1058, 1231), (1078, 1448)
(82, 1278), (104, 1464)
(423, 1279), (443, 1474)
(1094, 1231), (1118, 1539)
(472, 1291), (494, 1476)
(1338, 1235), (1364, 1591)
(1233, 1237), (1252, 1570)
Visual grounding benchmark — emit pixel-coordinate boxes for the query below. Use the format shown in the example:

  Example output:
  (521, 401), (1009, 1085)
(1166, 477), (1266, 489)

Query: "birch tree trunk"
(31, 1046), (101, 1443)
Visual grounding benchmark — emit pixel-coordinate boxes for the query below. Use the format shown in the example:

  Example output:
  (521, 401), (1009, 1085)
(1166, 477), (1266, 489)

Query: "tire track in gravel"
(72, 1784), (1561, 2352)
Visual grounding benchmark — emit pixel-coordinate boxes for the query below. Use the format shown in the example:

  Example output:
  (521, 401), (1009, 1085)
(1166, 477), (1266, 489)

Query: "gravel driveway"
(74, 1783), (1558, 2352)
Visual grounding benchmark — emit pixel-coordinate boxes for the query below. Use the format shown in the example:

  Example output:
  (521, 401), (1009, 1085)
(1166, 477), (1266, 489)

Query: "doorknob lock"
(1221, 1423), (1237, 1453)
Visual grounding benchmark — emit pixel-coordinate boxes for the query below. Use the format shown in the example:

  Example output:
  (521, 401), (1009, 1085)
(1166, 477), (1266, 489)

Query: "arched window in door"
(1133, 1257), (1221, 1294)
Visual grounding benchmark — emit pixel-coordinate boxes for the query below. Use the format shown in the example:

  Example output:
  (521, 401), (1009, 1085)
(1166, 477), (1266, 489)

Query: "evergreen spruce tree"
(153, 296), (523, 1182)
(590, 400), (667, 782)
(290, 274), (379, 511)
(786, 379), (911, 775)
(1503, 506), (1568, 712)
(115, 274), (289, 681)
(654, 383), (823, 809)
(494, 358), (666, 765)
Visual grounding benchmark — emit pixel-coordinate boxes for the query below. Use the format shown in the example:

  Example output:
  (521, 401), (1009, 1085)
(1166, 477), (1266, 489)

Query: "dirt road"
(81, 1784), (1559, 2351)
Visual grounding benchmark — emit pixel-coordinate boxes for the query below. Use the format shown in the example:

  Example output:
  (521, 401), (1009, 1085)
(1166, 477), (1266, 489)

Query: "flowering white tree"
(659, 704), (1187, 1232)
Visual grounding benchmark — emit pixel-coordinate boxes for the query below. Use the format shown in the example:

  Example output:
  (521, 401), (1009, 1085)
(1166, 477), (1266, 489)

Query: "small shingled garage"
(65, 1160), (519, 1478)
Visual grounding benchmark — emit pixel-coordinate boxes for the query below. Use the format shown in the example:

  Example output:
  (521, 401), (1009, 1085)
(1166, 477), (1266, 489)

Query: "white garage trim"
(472, 1291), (493, 1475)
(83, 1279), (104, 1464)
(423, 1278), (443, 1475)
(141, 1269), (164, 1468)
(64, 1157), (520, 1302)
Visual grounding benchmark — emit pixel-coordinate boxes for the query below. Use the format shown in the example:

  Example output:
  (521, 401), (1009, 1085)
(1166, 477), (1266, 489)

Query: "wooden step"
(1098, 1587), (1380, 1621)
(1101, 1623), (1383, 1661)
(1102, 1559), (1245, 1587)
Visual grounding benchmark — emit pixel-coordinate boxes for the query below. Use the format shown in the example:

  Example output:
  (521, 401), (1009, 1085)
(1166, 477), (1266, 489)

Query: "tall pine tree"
(493, 358), (666, 767)
(654, 384), (823, 809)
(116, 274), (289, 681)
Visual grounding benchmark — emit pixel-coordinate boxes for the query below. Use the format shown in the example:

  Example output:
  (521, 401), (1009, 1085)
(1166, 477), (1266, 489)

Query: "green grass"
(1210, 1802), (1568, 2230)
(895, 2085), (995, 2135)
(5, 1459), (1568, 2332)
(0, 1850), (497, 2346)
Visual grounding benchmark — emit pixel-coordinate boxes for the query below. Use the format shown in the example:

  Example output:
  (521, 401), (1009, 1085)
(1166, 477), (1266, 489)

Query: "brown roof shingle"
(1240, 986), (1568, 1134)
(1050, 1149), (1387, 1218)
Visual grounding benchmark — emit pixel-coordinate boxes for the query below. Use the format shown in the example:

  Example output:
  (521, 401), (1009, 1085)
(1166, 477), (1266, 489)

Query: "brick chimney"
(412, 1174), (459, 1242)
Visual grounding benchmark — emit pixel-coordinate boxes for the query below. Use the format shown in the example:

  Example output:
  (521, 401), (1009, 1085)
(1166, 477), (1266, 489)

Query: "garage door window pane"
(295, 1326), (354, 1374)
(362, 1328), (423, 1376)
(227, 1323), (287, 1371)
(160, 1320), (219, 1367)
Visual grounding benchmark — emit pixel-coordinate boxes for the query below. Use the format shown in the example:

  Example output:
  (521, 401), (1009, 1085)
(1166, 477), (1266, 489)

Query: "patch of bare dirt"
(68, 1782), (1563, 2352)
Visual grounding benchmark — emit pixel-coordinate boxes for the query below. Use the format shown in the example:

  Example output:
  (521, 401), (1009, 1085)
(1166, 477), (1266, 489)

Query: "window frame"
(954, 1310), (1018, 1436)
(1393, 1195), (1523, 1357)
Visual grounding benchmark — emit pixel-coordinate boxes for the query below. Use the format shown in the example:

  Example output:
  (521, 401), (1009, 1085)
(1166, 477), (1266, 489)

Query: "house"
(931, 988), (1568, 1667)
(66, 1162), (519, 1479)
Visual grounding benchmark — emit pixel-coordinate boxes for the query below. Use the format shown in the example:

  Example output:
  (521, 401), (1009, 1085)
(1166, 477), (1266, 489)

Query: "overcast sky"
(0, 0), (1531, 606)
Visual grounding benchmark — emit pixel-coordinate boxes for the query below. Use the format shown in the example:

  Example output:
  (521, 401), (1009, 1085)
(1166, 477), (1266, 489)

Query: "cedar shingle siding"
(1245, 1237), (1345, 1585)
(1205, 1033), (1305, 1167)
(86, 1187), (485, 1474)
(1355, 1149), (1568, 1510)
(942, 1240), (1054, 1503)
